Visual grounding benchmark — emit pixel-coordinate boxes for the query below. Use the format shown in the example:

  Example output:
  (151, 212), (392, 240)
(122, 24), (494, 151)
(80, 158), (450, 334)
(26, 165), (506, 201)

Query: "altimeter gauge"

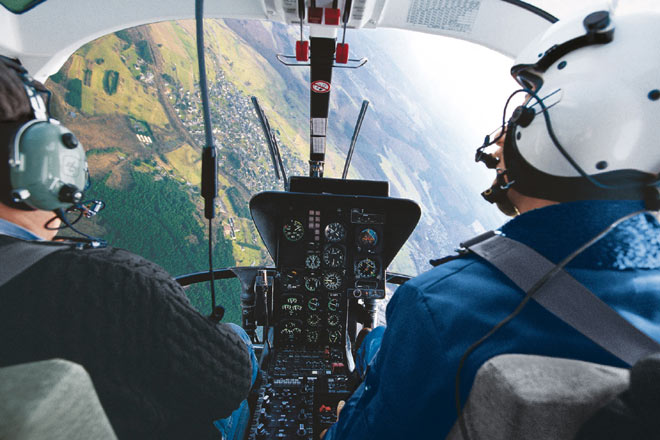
(323, 272), (342, 291)
(355, 258), (378, 278)
(324, 222), (346, 242)
(305, 253), (321, 270)
(323, 245), (345, 268)
(283, 219), (304, 241)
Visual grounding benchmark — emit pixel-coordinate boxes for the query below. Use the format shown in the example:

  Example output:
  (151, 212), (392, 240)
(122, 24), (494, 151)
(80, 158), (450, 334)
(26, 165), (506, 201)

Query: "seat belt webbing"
(463, 231), (660, 366)
(0, 241), (64, 288)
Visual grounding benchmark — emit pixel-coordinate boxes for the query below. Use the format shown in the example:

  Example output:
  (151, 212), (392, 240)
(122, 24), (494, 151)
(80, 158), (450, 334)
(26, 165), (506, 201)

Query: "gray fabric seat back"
(446, 354), (628, 440)
(0, 359), (117, 440)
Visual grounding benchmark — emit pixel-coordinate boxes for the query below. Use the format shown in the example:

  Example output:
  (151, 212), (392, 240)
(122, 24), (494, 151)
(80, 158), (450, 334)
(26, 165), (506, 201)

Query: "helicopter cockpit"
(2, 1), (656, 439)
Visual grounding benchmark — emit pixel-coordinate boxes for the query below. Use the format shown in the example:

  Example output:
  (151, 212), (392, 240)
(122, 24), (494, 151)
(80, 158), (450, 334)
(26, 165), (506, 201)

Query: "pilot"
(323, 8), (660, 440)
(0, 57), (256, 439)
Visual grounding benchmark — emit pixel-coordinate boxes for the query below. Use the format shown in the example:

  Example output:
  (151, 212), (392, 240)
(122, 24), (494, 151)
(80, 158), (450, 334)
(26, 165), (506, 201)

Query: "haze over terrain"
(47, 19), (507, 321)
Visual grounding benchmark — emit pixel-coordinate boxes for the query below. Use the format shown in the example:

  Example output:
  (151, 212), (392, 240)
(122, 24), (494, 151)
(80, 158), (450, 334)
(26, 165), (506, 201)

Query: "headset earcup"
(9, 120), (87, 211)
(1, 119), (35, 210)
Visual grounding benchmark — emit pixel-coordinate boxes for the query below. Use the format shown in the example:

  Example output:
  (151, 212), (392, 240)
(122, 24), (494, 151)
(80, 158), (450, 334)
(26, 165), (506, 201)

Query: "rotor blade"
(342, 99), (369, 179)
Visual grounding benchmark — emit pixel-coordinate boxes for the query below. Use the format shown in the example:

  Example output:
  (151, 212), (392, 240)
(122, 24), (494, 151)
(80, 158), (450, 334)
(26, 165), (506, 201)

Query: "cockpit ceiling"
(0, 0), (619, 80)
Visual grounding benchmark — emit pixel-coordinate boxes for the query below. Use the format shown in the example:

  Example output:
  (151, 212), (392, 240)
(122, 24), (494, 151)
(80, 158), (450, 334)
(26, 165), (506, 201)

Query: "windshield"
(45, 19), (526, 322)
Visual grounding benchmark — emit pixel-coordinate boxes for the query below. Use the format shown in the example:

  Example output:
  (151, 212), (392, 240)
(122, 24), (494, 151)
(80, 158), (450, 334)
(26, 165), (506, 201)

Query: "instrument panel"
(276, 207), (386, 348)
(246, 187), (421, 440)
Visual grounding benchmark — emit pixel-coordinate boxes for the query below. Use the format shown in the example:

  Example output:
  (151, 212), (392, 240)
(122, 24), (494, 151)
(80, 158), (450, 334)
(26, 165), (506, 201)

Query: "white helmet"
(500, 8), (660, 205)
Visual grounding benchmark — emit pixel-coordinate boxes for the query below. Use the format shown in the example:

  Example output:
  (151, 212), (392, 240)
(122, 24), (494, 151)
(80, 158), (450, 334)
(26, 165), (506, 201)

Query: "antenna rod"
(196, 0), (225, 322)
(251, 97), (288, 189)
(196, 0), (217, 220)
(342, 99), (369, 179)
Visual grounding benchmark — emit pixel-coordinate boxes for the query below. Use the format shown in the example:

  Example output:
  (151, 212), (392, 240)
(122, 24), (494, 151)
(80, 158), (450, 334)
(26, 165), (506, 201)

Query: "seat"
(0, 359), (117, 440)
(446, 354), (629, 440)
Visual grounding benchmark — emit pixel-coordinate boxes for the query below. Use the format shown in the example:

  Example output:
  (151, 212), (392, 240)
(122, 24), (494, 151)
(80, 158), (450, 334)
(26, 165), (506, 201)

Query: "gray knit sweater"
(0, 235), (252, 439)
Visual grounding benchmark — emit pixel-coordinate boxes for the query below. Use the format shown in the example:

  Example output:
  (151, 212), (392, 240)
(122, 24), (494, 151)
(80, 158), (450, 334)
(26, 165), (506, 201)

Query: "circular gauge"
(283, 219), (304, 241)
(306, 330), (319, 343)
(282, 270), (301, 290)
(280, 295), (303, 316)
(355, 258), (378, 278)
(328, 329), (341, 344)
(323, 245), (345, 268)
(307, 297), (320, 311)
(324, 222), (346, 242)
(307, 314), (321, 326)
(305, 253), (321, 270)
(304, 276), (320, 292)
(328, 298), (339, 312)
(358, 228), (378, 248)
(323, 272), (342, 291)
(328, 314), (340, 327)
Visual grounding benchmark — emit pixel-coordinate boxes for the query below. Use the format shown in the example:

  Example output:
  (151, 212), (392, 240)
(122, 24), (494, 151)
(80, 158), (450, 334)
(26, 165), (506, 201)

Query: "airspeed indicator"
(283, 219), (304, 241)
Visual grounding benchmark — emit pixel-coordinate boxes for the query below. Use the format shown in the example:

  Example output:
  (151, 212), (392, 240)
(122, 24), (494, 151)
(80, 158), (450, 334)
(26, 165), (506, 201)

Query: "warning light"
(325, 8), (341, 25)
(296, 41), (309, 62)
(308, 7), (323, 24)
(336, 43), (349, 64)
(319, 404), (332, 413)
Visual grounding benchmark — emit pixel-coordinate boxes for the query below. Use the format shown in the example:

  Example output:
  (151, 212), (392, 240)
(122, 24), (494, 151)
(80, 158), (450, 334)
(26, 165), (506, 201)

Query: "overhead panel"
(377, 0), (555, 57)
(0, 0), (576, 80)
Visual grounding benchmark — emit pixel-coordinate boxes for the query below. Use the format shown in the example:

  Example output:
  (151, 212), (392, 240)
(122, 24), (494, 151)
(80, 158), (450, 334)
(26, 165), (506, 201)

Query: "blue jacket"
(325, 200), (660, 439)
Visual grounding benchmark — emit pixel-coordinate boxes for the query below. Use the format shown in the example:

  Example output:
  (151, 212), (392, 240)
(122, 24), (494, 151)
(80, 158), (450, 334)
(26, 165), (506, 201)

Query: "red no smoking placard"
(311, 80), (331, 93)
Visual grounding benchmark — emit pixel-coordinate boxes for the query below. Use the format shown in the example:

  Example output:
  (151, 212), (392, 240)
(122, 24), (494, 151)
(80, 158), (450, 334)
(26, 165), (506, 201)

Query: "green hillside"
(46, 20), (297, 322)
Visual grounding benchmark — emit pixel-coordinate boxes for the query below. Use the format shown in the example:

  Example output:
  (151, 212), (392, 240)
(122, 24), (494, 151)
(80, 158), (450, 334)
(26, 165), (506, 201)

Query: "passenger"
(0, 57), (256, 440)
(323, 9), (660, 440)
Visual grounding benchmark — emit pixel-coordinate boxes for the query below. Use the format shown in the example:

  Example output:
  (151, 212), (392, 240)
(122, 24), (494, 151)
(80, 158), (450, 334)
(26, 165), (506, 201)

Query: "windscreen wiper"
(342, 99), (369, 179)
(251, 96), (288, 190)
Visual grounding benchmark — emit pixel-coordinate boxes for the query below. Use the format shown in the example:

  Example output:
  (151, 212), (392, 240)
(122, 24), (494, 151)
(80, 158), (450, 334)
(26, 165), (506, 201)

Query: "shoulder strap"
(0, 240), (66, 288)
(462, 231), (660, 366)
